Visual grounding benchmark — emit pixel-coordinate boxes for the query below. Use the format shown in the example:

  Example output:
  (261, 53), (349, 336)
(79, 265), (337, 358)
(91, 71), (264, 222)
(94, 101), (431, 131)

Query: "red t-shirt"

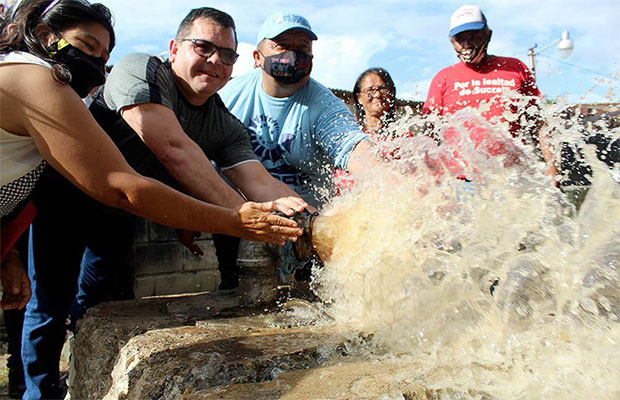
(422, 56), (540, 178)
(423, 55), (540, 129)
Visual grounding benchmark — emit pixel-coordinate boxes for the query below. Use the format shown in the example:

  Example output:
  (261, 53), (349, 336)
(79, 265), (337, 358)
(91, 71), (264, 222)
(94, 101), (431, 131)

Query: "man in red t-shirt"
(423, 5), (556, 178)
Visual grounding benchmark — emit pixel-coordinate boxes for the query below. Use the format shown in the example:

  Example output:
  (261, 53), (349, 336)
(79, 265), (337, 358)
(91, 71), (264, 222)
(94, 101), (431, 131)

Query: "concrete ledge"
(69, 293), (495, 400)
(69, 293), (352, 399)
(154, 270), (220, 296)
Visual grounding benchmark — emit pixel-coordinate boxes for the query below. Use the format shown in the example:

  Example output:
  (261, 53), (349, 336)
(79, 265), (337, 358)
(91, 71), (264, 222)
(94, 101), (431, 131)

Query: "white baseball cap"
(449, 5), (487, 37)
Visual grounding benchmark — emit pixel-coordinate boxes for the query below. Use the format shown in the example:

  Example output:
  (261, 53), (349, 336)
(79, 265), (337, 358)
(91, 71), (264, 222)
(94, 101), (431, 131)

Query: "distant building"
(577, 102), (620, 117)
(555, 102), (619, 189)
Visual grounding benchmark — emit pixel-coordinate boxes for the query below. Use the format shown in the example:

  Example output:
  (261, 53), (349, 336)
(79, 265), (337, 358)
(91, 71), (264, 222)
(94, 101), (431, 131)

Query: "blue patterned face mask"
(260, 50), (313, 85)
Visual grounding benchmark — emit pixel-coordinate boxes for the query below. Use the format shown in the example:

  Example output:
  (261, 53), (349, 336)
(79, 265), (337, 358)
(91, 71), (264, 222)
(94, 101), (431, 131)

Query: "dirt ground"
(0, 344), (10, 399)
(0, 336), (70, 399)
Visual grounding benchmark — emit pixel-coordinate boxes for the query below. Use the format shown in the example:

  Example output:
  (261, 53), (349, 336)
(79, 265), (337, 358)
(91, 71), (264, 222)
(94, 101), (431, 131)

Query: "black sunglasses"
(178, 38), (239, 66)
(360, 85), (393, 98)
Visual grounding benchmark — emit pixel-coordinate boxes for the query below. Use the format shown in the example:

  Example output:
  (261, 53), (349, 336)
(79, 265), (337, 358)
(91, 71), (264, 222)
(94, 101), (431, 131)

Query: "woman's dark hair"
(352, 67), (396, 128)
(0, 0), (115, 81)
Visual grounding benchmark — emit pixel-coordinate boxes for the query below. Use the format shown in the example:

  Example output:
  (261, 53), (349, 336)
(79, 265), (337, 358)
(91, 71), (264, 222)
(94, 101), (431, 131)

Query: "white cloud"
(312, 34), (389, 90)
(398, 78), (433, 102)
(130, 44), (162, 55)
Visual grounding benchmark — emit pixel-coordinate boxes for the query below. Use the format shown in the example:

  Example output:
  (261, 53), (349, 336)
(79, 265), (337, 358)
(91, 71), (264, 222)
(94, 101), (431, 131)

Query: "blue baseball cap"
(449, 5), (487, 37)
(257, 12), (318, 45)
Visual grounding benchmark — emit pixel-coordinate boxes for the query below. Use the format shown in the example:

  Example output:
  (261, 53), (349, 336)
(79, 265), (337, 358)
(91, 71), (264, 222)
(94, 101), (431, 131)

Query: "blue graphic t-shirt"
(219, 69), (367, 206)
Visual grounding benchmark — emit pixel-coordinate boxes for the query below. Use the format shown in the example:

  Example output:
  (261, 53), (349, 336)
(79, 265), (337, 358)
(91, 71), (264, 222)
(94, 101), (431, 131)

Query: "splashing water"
(304, 100), (619, 398)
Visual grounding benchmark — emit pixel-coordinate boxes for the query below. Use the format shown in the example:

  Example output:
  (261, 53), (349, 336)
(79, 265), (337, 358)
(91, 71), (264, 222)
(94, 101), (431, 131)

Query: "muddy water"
(303, 103), (619, 399)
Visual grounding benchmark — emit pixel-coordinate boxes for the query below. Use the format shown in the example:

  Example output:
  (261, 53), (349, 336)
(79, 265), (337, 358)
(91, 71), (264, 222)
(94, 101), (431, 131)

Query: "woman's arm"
(0, 64), (300, 243)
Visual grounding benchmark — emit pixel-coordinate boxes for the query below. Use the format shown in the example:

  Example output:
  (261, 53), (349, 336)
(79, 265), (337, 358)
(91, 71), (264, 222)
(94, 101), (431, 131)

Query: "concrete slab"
(69, 292), (497, 400)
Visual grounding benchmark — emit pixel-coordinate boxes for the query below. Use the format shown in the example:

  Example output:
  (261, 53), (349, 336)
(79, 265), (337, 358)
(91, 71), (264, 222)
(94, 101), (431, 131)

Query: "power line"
(537, 54), (620, 82)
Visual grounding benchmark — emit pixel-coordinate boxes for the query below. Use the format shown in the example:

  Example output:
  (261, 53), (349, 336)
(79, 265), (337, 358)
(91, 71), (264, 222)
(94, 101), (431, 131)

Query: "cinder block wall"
(133, 218), (221, 298)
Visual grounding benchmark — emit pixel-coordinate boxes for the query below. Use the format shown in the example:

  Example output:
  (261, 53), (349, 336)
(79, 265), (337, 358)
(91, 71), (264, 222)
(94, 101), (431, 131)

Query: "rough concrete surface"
(70, 292), (355, 399)
(70, 292), (494, 400)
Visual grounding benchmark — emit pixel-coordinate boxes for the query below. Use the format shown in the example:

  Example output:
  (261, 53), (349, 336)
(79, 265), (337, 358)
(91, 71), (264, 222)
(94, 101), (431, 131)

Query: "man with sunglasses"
(92, 7), (306, 215)
(91, 8), (311, 274)
(84, 8), (310, 246)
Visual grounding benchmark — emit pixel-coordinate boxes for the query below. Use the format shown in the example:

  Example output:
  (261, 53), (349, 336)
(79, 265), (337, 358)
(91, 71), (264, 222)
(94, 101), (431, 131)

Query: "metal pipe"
(236, 240), (280, 307)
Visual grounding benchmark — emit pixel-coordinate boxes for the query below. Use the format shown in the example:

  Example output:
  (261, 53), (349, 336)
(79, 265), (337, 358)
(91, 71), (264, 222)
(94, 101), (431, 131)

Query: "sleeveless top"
(0, 52), (50, 217)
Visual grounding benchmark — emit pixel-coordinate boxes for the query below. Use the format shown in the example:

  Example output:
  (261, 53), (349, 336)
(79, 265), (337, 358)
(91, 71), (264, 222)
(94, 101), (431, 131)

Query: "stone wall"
(133, 219), (221, 298)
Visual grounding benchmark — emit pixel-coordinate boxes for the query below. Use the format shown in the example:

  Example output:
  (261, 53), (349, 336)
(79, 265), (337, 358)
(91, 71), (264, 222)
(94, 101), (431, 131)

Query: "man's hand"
(272, 196), (309, 216)
(1, 251), (31, 310)
(175, 229), (205, 256)
(231, 201), (303, 245)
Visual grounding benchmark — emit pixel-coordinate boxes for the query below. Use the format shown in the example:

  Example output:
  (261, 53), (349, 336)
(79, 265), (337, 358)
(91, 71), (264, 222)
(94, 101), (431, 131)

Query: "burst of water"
(304, 99), (619, 399)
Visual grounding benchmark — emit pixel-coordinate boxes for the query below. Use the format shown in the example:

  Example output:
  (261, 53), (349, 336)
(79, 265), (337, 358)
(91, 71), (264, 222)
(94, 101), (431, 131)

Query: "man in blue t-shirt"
(216, 12), (383, 285)
(219, 12), (376, 207)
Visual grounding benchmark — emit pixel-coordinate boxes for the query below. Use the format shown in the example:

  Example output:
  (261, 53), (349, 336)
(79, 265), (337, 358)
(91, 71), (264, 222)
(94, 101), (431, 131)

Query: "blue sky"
(94, 0), (619, 104)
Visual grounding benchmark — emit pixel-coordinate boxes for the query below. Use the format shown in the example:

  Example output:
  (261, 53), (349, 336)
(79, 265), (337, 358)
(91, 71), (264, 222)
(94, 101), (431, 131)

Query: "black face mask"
(48, 38), (106, 98)
(261, 50), (312, 85)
